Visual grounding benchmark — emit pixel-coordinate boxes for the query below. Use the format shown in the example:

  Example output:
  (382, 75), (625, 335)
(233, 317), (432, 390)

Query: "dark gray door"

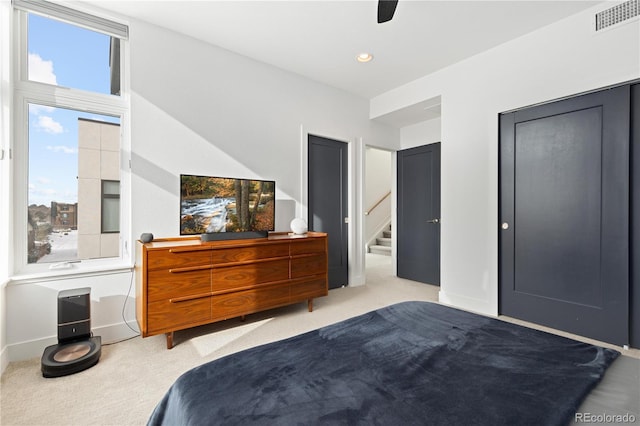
(500, 86), (630, 346)
(308, 135), (348, 289)
(397, 143), (441, 285)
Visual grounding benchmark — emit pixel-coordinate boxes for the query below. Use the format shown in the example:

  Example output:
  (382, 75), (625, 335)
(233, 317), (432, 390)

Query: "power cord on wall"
(122, 268), (140, 334)
(102, 269), (141, 346)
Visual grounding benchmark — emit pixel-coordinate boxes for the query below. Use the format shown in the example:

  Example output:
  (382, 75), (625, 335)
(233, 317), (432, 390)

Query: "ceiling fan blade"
(378, 0), (398, 23)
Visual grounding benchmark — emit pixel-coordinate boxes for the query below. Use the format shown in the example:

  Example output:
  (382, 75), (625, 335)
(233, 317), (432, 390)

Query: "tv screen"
(180, 174), (275, 236)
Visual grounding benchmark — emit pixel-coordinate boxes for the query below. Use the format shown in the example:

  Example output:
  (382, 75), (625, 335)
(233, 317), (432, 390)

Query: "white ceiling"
(87, 0), (600, 125)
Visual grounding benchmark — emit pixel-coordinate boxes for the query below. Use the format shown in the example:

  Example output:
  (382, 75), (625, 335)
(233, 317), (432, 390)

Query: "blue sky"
(28, 13), (119, 206)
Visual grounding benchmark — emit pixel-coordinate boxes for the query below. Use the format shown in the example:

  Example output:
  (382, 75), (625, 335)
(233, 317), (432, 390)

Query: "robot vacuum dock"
(41, 288), (102, 378)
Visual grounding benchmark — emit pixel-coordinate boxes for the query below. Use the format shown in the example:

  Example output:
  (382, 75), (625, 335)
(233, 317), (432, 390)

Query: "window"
(27, 13), (120, 96)
(13, 1), (129, 273)
(102, 180), (120, 234)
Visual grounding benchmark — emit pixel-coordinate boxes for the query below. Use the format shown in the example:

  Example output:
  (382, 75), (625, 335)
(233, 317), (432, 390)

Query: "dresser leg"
(308, 299), (313, 312)
(166, 332), (174, 349)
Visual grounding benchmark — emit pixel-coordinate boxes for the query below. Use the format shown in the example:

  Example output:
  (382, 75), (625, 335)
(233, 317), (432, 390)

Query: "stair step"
(369, 245), (391, 256)
(382, 230), (391, 238)
(376, 237), (391, 247)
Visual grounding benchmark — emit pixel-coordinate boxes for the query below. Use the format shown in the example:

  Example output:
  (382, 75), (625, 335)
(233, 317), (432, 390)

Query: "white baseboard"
(7, 335), (58, 364)
(0, 344), (8, 376)
(438, 289), (497, 317)
(6, 320), (140, 364)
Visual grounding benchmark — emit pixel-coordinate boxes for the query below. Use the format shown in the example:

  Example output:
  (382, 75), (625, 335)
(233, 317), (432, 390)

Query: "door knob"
(427, 218), (440, 224)
(501, 222), (509, 230)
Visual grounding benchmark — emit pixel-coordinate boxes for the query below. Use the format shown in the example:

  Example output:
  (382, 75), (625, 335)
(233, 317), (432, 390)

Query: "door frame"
(362, 145), (396, 273)
(300, 126), (363, 286)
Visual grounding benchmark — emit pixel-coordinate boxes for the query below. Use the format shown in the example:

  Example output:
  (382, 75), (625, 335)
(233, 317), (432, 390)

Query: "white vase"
(290, 218), (308, 235)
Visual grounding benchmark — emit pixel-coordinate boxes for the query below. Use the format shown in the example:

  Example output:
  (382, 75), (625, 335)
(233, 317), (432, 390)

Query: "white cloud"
(29, 185), (58, 200)
(35, 116), (64, 134)
(29, 104), (56, 115)
(28, 53), (57, 85)
(61, 189), (78, 201)
(46, 145), (76, 154)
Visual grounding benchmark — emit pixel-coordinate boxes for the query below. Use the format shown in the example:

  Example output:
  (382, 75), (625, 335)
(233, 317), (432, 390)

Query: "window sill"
(8, 261), (134, 285)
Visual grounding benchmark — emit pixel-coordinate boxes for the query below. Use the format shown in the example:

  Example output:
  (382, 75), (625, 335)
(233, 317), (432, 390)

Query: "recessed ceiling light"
(356, 53), (373, 63)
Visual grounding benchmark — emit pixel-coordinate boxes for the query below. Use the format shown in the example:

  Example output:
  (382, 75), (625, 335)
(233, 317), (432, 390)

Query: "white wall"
(400, 117), (441, 150)
(371, 3), (640, 316)
(2, 12), (398, 364)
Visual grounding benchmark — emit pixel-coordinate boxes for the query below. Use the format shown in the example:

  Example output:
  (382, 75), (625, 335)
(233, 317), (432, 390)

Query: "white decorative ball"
(290, 218), (308, 235)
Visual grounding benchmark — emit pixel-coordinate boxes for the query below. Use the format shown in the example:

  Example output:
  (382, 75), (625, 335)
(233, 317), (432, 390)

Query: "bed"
(147, 301), (620, 425)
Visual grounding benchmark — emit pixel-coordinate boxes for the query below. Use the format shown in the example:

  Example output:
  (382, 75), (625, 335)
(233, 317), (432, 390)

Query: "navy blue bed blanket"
(148, 301), (619, 426)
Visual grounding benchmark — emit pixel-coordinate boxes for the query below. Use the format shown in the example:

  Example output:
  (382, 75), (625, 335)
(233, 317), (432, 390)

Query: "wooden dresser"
(135, 232), (328, 348)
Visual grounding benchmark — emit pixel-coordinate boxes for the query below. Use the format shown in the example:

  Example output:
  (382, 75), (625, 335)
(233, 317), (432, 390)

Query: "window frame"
(101, 179), (120, 234)
(11, 4), (131, 279)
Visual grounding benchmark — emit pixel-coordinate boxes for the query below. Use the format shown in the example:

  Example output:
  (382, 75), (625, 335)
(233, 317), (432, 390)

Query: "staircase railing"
(364, 191), (391, 216)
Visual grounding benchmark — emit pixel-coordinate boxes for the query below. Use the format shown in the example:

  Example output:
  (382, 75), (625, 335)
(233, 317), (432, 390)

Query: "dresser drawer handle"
(169, 247), (211, 253)
(169, 293), (212, 303)
(291, 253), (324, 259)
(169, 265), (212, 273)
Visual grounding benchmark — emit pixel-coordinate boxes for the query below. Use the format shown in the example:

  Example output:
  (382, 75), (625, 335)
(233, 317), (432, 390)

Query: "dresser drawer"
(211, 243), (289, 264)
(146, 249), (211, 271)
(147, 296), (211, 334)
(290, 238), (326, 255)
(211, 284), (290, 321)
(291, 253), (327, 278)
(212, 259), (289, 291)
(147, 269), (211, 302)
(291, 278), (328, 301)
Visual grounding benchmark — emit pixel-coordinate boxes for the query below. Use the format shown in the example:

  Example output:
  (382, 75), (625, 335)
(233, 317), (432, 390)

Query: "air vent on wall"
(595, 0), (638, 31)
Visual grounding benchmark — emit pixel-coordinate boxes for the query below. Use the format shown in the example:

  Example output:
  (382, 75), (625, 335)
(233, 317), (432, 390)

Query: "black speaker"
(41, 288), (101, 378)
(140, 233), (154, 243)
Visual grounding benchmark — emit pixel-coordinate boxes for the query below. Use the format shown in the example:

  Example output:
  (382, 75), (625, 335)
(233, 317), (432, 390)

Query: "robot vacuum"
(41, 288), (102, 378)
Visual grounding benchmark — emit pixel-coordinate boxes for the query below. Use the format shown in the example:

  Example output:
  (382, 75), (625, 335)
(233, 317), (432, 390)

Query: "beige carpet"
(1, 254), (637, 426)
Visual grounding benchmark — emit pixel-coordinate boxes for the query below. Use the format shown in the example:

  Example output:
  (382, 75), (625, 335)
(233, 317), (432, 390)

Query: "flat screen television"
(180, 174), (275, 240)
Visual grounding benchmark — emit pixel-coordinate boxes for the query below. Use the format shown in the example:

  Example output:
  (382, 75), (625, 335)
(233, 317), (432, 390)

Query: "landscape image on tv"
(180, 175), (275, 235)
